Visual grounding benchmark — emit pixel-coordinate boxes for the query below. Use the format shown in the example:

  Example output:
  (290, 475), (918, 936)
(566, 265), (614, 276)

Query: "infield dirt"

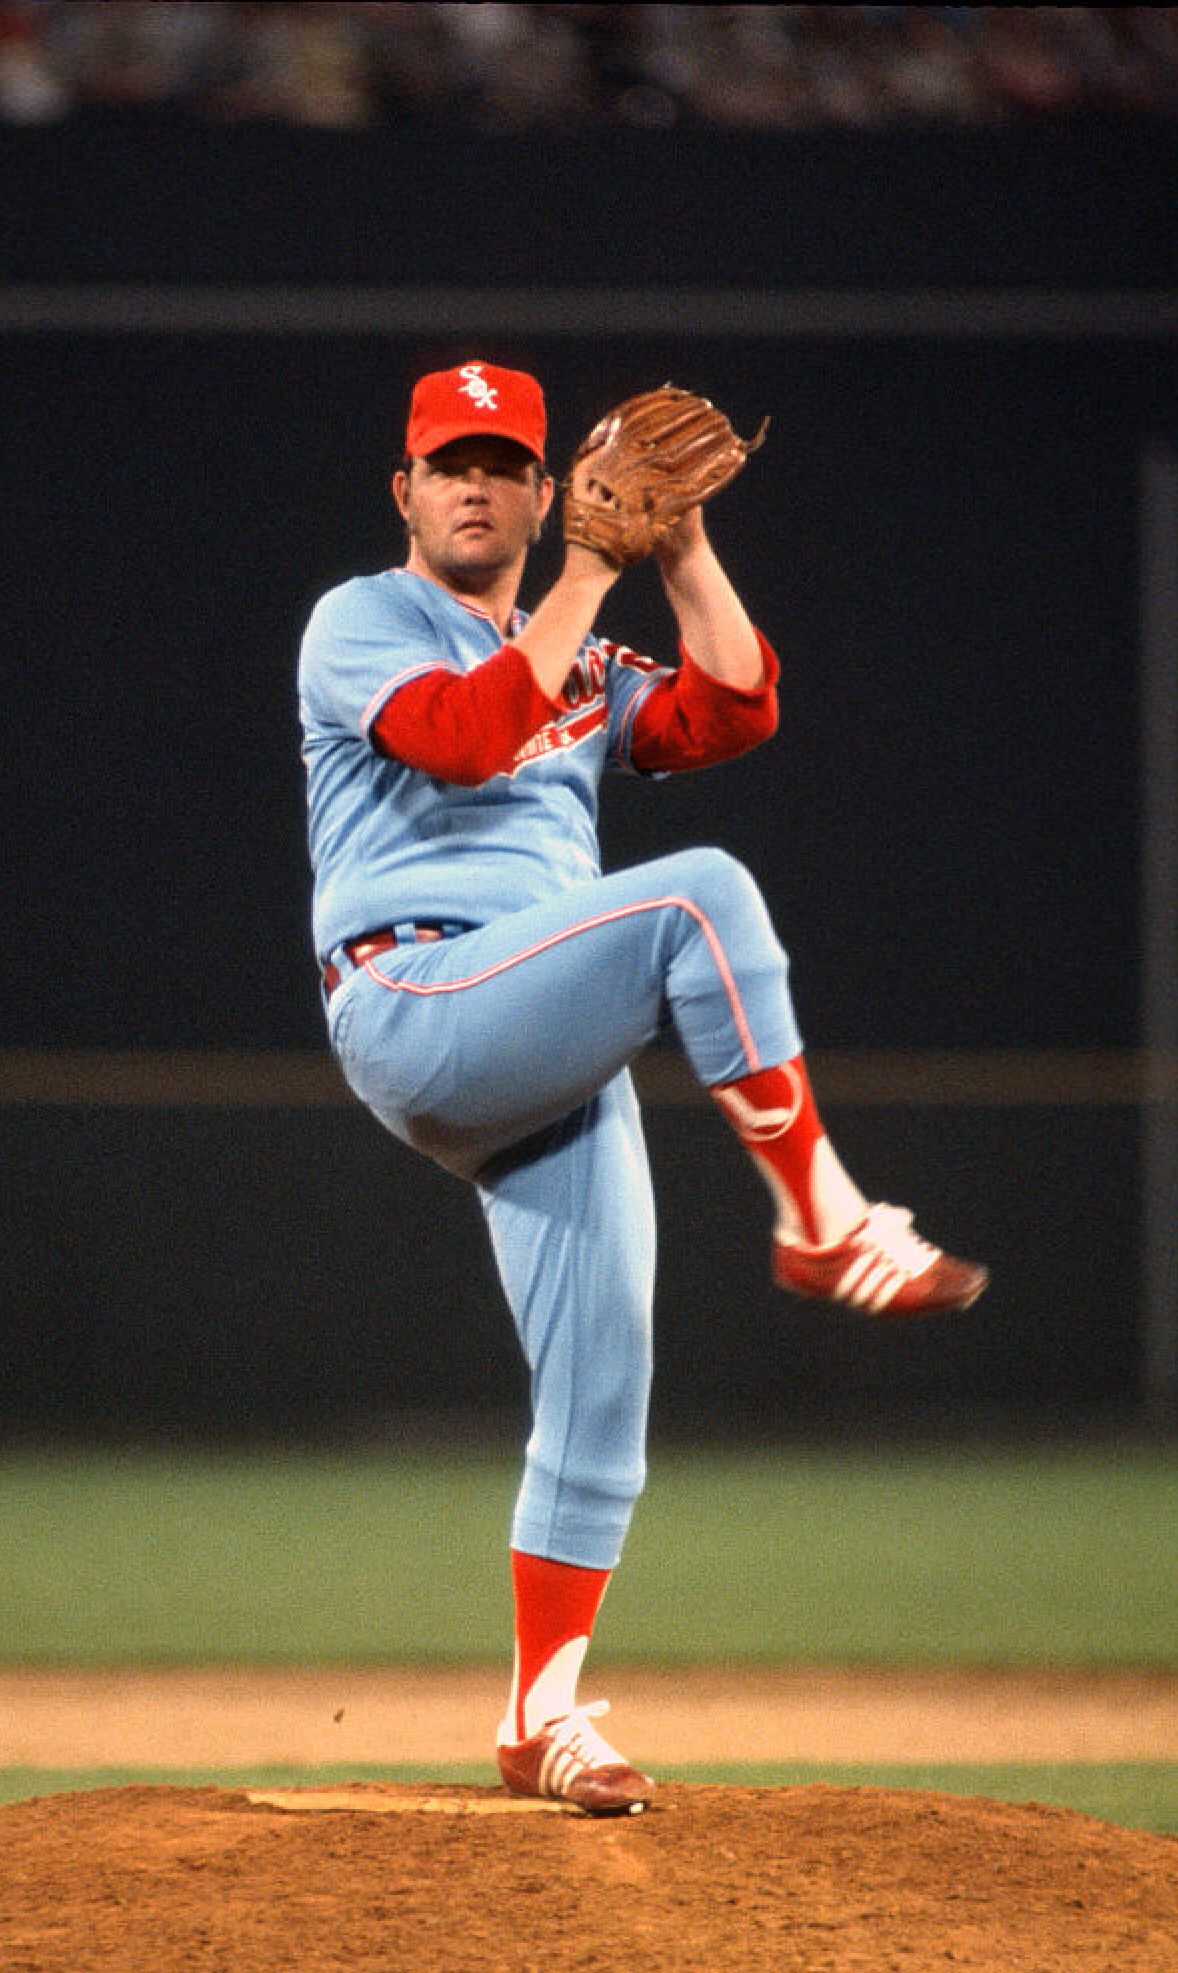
(1, 1668), (1176, 1970)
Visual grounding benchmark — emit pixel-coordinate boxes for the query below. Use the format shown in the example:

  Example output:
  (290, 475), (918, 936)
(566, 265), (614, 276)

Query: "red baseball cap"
(404, 361), (547, 462)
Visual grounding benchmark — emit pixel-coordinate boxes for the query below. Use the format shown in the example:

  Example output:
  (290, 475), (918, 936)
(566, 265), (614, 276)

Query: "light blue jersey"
(297, 561), (798, 1571)
(298, 568), (669, 964)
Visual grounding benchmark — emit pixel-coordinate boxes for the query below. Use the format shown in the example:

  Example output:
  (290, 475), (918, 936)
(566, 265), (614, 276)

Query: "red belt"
(323, 923), (445, 998)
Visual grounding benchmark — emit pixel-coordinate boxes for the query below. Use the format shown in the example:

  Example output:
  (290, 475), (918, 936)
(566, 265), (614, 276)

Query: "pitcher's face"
(394, 437), (553, 590)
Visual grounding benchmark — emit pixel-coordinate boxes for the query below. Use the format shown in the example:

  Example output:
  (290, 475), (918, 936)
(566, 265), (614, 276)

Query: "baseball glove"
(562, 385), (769, 568)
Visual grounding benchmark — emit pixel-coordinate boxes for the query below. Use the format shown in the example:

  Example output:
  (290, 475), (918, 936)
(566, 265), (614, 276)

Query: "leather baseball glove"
(563, 385), (769, 568)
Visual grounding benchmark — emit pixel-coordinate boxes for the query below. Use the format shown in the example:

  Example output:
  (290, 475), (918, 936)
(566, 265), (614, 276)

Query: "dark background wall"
(2, 112), (1174, 1438)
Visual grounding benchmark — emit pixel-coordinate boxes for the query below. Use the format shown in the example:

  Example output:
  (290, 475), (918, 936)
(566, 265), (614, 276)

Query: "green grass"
(0, 1442), (1173, 1664)
(2, 1763), (1176, 1834)
(0, 1447), (516, 1662)
(613, 1443), (1178, 1665)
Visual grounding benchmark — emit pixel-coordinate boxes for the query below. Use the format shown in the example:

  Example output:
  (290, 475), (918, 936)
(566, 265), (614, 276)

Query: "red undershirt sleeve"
(369, 643), (560, 785)
(628, 630), (781, 772)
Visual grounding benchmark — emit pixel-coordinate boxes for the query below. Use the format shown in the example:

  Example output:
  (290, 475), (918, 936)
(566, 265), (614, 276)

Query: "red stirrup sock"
(505, 1550), (612, 1742)
(711, 1054), (866, 1246)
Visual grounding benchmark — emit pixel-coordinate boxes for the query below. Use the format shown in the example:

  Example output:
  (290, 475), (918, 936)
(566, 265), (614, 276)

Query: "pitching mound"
(2, 1781), (1176, 1971)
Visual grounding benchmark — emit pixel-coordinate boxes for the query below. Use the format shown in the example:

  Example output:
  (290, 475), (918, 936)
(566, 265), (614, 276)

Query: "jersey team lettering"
(507, 640), (665, 776)
(564, 640), (662, 705)
(510, 703), (608, 773)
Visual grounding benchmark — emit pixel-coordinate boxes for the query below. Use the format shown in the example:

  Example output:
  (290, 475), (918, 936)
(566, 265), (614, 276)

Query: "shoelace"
(859, 1202), (939, 1276)
(551, 1701), (626, 1771)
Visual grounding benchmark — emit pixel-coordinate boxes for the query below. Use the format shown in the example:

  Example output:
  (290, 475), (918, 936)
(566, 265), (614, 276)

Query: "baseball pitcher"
(298, 360), (988, 1815)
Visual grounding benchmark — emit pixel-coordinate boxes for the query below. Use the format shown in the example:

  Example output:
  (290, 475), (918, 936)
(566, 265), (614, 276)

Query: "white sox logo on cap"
(459, 363), (499, 411)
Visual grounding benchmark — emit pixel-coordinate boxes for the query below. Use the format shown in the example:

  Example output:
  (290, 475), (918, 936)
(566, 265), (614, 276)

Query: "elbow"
(729, 696), (779, 756)
(729, 698), (780, 760)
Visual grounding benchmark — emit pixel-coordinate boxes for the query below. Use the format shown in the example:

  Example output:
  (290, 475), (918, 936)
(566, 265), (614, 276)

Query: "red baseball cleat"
(497, 1702), (655, 1817)
(774, 1203), (989, 1316)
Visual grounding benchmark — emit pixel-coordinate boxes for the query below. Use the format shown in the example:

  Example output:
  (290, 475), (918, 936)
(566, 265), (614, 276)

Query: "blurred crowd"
(1, 2), (1177, 131)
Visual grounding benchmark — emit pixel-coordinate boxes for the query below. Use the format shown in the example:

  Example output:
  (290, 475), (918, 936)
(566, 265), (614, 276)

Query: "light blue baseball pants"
(327, 846), (802, 1568)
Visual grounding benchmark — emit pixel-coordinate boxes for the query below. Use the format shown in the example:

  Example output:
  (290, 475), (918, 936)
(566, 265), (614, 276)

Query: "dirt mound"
(2, 1781), (1175, 1971)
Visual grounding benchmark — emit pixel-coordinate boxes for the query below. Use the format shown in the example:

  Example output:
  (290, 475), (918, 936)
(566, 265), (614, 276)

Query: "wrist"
(561, 541), (622, 593)
(653, 506), (708, 572)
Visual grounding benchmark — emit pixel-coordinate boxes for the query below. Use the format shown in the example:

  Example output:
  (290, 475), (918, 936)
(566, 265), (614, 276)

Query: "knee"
(526, 1291), (652, 1514)
(669, 844), (759, 913)
(562, 1285), (653, 1457)
(664, 846), (783, 961)
(594, 1296), (654, 1422)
